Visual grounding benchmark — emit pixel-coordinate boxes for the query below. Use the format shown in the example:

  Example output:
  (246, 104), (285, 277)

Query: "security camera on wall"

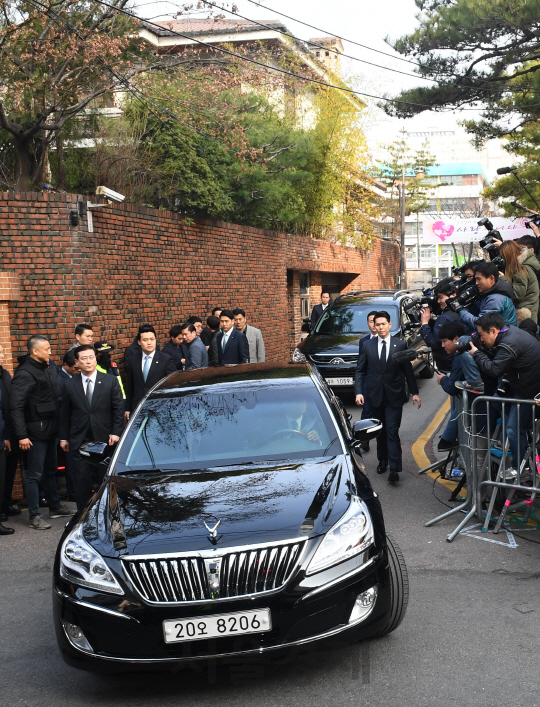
(96, 186), (125, 203)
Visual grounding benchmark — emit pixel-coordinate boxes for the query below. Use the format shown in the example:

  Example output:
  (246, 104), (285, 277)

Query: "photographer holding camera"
(469, 312), (540, 469)
(434, 320), (467, 451)
(459, 261), (518, 332)
(420, 277), (460, 375)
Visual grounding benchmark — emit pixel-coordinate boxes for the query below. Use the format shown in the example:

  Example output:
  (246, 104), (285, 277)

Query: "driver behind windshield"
(283, 399), (323, 445)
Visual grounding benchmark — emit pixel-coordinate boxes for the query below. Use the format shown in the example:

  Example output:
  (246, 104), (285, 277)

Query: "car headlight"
(60, 526), (124, 595)
(292, 347), (307, 363)
(307, 496), (373, 575)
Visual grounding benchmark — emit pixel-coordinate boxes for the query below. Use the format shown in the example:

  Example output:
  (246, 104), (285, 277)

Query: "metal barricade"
(424, 393), (540, 542)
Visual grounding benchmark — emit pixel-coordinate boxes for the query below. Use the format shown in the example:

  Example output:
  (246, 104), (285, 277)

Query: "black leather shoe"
(388, 470), (400, 483)
(360, 441), (370, 453)
(0, 513), (7, 522)
(5, 503), (21, 516)
(0, 523), (14, 535)
(39, 497), (48, 507)
(376, 460), (388, 474)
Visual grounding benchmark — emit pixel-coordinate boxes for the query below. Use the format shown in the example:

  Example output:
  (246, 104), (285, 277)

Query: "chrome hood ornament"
(204, 519), (222, 545)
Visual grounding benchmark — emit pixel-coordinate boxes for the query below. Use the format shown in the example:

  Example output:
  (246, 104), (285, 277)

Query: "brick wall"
(0, 193), (399, 501)
(0, 193), (400, 367)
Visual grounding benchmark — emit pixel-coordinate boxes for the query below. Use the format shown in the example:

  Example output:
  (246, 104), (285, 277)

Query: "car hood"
(83, 457), (356, 557)
(301, 334), (363, 355)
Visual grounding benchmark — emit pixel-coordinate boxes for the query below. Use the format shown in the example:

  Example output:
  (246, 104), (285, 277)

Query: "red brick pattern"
(0, 193), (399, 499)
(0, 193), (399, 367)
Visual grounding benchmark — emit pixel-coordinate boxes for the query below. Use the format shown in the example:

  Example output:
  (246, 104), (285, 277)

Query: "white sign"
(422, 217), (531, 245)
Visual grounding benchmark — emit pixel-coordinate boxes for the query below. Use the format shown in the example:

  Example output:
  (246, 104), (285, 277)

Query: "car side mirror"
(80, 441), (112, 468)
(352, 419), (383, 443)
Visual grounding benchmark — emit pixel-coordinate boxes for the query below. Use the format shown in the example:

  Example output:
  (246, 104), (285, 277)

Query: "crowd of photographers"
(416, 219), (540, 474)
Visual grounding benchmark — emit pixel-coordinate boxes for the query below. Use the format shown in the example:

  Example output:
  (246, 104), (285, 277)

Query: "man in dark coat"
(0, 342), (20, 521)
(60, 345), (124, 511)
(10, 335), (73, 529)
(216, 310), (249, 365)
(123, 324), (161, 372)
(125, 325), (176, 420)
(162, 325), (185, 370)
(470, 312), (540, 468)
(310, 291), (331, 330)
(355, 311), (421, 483)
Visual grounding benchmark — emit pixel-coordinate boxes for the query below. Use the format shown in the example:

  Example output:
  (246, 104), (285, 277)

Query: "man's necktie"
(143, 355), (151, 382)
(380, 339), (387, 365)
(86, 378), (93, 405)
(222, 334), (228, 351)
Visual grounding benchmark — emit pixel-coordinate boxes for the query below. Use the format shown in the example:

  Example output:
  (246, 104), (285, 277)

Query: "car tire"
(418, 352), (435, 379)
(372, 533), (409, 638)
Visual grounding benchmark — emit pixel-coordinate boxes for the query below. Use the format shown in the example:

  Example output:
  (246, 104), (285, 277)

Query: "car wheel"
(371, 533), (409, 637)
(418, 352), (435, 379)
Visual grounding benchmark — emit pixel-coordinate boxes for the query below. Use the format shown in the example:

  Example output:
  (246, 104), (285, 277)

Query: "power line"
(93, 0), (531, 112)
(194, 0), (539, 95)
(242, 0), (426, 68)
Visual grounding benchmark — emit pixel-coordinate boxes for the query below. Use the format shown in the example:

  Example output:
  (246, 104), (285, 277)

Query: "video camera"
(477, 217), (506, 273)
(445, 278), (481, 313)
(525, 214), (540, 230)
(402, 287), (439, 330)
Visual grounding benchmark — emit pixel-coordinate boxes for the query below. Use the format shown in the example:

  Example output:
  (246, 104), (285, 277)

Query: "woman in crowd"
(499, 240), (540, 323)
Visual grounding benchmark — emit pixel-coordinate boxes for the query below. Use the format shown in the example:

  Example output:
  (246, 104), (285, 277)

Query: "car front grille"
(121, 540), (306, 603)
(310, 353), (358, 364)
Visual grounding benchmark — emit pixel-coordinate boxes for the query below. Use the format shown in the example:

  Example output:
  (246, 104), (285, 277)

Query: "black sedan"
(53, 362), (408, 672)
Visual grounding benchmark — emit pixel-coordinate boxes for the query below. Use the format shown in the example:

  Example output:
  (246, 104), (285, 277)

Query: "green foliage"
(383, 0), (540, 142)
(55, 70), (376, 245)
(484, 122), (540, 215)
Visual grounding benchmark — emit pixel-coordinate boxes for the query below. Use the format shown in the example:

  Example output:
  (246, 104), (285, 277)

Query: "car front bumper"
(53, 549), (391, 672)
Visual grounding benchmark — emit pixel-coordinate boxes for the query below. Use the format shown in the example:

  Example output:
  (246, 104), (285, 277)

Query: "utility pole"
(399, 164), (406, 289)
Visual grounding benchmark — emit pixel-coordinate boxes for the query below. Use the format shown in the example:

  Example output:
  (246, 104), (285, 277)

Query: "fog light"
(62, 620), (94, 653)
(349, 586), (378, 623)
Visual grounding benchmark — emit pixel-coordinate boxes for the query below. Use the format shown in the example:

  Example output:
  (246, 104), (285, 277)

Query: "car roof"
(149, 361), (313, 397)
(331, 293), (407, 306)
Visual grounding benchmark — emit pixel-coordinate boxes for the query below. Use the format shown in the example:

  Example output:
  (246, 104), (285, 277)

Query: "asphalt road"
(2, 374), (540, 706)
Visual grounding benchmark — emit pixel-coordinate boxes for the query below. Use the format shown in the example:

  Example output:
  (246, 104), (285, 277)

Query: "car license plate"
(163, 608), (272, 644)
(326, 377), (353, 386)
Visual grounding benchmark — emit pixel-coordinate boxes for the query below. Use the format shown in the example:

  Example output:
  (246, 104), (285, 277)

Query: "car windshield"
(315, 303), (400, 335)
(115, 382), (342, 473)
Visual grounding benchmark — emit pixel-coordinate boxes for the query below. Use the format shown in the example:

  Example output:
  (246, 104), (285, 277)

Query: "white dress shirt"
(141, 349), (156, 372)
(377, 335), (391, 362)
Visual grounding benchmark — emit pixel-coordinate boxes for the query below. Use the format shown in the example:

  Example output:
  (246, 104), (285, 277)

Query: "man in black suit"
(56, 349), (79, 501)
(310, 291), (331, 330)
(357, 310), (379, 452)
(162, 325), (185, 370)
(60, 345), (124, 511)
(216, 310), (249, 365)
(355, 311), (421, 483)
(124, 323), (161, 372)
(125, 324), (176, 421)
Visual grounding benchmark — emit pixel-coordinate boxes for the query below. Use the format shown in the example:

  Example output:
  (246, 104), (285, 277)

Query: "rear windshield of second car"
(315, 303), (400, 335)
